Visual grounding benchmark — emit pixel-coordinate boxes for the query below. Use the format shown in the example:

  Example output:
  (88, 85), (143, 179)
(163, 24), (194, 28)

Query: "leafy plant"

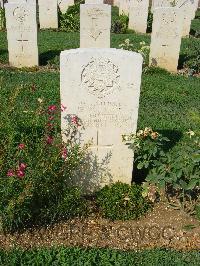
(96, 182), (151, 220)
(0, 89), (87, 233)
(147, 9), (153, 33)
(127, 128), (200, 214)
(183, 43), (200, 74)
(0, 7), (6, 30)
(111, 14), (129, 34)
(59, 1), (83, 32)
(119, 39), (150, 65)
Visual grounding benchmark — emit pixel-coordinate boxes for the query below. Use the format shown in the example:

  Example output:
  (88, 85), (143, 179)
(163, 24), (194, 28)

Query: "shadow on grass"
(178, 53), (188, 70)
(132, 129), (183, 184)
(39, 50), (61, 66)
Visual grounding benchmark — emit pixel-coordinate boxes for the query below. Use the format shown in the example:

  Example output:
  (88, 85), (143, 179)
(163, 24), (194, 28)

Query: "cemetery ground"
(0, 7), (200, 265)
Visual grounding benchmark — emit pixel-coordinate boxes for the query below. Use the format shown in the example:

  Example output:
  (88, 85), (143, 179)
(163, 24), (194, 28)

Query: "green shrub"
(59, 1), (83, 32)
(147, 9), (153, 33)
(183, 43), (200, 74)
(127, 128), (200, 214)
(111, 14), (129, 34)
(195, 204), (200, 221)
(0, 7), (6, 30)
(96, 182), (151, 220)
(0, 87), (87, 233)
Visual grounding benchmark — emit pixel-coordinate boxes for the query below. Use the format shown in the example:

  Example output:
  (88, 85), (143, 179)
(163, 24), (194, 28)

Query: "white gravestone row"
(149, 7), (183, 72)
(38, 0), (58, 29)
(129, 0), (149, 34)
(80, 3), (111, 48)
(60, 48), (143, 192)
(5, 0), (38, 67)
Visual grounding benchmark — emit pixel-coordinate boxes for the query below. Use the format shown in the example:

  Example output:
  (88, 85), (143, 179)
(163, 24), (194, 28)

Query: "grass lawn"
(0, 6), (199, 263)
(0, 247), (200, 266)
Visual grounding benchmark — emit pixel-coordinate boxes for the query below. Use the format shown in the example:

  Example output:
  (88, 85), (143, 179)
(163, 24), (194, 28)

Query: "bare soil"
(0, 202), (200, 251)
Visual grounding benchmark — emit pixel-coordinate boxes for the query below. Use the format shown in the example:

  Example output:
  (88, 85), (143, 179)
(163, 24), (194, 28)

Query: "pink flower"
(62, 147), (68, 159)
(71, 116), (80, 126)
(17, 170), (25, 179)
(48, 116), (54, 121)
(46, 136), (54, 145)
(61, 104), (67, 112)
(7, 169), (15, 177)
(19, 163), (27, 170)
(47, 123), (53, 128)
(18, 143), (25, 150)
(48, 105), (57, 112)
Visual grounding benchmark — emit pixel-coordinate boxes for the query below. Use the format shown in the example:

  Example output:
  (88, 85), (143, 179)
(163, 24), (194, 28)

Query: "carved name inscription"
(81, 58), (120, 98)
(77, 101), (135, 128)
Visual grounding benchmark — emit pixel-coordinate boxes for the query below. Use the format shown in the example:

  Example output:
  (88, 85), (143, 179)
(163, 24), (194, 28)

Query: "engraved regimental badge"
(81, 58), (120, 98)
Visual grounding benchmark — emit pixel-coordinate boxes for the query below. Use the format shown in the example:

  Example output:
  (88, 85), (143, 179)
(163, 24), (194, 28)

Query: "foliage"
(96, 182), (151, 220)
(195, 204), (200, 221)
(119, 39), (150, 65)
(123, 128), (169, 171)
(127, 128), (200, 214)
(111, 14), (129, 34)
(1, 247), (200, 265)
(0, 85), (86, 233)
(147, 9), (153, 33)
(0, 7), (5, 30)
(59, 1), (83, 32)
(183, 43), (200, 74)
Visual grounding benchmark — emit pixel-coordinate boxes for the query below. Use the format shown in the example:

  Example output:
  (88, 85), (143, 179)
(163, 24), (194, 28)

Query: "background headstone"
(177, 0), (199, 36)
(60, 48), (143, 192)
(80, 3), (111, 48)
(38, 0), (58, 29)
(129, 0), (149, 33)
(119, 0), (130, 15)
(58, 0), (74, 14)
(5, 0), (38, 67)
(151, 0), (173, 12)
(85, 0), (104, 3)
(149, 7), (183, 72)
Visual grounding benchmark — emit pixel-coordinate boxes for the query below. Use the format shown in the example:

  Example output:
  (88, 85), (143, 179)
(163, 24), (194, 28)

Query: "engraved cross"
(17, 33), (28, 52)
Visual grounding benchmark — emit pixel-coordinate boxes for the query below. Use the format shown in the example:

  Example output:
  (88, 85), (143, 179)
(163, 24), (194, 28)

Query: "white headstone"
(149, 7), (183, 72)
(80, 3), (111, 48)
(5, 0), (39, 67)
(151, 0), (173, 12)
(129, 0), (149, 33)
(60, 48), (143, 192)
(38, 0), (58, 29)
(85, 0), (104, 3)
(0, 0), (4, 8)
(119, 0), (130, 15)
(58, 0), (74, 14)
(177, 0), (199, 36)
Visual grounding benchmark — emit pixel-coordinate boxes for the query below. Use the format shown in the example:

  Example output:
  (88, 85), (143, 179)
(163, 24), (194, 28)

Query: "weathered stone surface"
(149, 7), (183, 72)
(177, 0), (198, 36)
(85, 0), (104, 3)
(151, 0), (171, 12)
(129, 0), (149, 33)
(58, 0), (74, 14)
(80, 3), (111, 48)
(5, 0), (38, 67)
(60, 48), (143, 192)
(119, 0), (130, 15)
(38, 0), (58, 29)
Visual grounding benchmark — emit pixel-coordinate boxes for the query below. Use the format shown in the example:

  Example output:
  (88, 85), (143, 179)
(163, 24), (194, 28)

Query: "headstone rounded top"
(60, 48), (143, 62)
